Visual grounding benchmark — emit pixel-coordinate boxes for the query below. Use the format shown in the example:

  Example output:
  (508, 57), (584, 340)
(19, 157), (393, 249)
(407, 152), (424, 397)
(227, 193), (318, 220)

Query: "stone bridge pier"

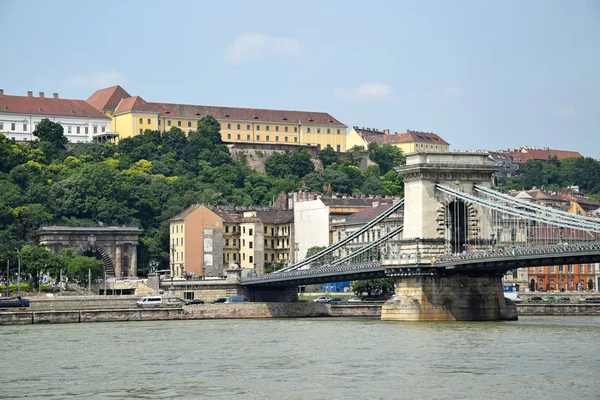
(38, 226), (143, 278)
(381, 152), (517, 321)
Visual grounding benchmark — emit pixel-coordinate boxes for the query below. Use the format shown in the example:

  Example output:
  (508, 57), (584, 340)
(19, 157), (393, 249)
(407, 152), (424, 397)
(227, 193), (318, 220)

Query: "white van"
(504, 292), (523, 303)
(136, 296), (163, 307)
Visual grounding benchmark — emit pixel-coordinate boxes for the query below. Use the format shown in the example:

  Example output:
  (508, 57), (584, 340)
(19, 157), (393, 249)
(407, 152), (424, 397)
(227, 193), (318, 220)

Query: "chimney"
(39, 92), (44, 98)
(383, 129), (390, 135)
(53, 93), (59, 99)
(0, 89), (3, 95)
(27, 91), (33, 97)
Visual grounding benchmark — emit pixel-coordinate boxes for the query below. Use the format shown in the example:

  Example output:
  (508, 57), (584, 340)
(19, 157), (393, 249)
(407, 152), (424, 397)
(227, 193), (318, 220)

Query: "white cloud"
(64, 70), (126, 89)
(442, 86), (463, 97)
(558, 105), (576, 117)
(225, 33), (305, 65)
(335, 82), (392, 102)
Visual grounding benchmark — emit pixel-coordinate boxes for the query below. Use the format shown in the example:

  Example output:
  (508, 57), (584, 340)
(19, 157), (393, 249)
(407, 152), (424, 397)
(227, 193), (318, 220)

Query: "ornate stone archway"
(38, 226), (143, 277)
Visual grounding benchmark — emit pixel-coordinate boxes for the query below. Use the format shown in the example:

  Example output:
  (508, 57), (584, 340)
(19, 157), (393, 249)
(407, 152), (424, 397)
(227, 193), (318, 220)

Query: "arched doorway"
(529, 278), (536, 292)
(447, 200), (468, 254)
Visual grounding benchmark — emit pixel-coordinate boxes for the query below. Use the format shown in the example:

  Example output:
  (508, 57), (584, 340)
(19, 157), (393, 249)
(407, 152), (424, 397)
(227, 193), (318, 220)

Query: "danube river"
(2, 316), (599, 399)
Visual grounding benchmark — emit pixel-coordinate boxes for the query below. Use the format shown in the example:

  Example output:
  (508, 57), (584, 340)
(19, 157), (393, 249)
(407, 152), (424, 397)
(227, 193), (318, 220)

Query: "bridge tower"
(381, 152), (517, 321)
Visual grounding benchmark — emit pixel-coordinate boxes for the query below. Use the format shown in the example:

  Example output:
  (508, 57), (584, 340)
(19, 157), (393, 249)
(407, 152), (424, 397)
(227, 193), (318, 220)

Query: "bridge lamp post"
(14, 248), (21, 297)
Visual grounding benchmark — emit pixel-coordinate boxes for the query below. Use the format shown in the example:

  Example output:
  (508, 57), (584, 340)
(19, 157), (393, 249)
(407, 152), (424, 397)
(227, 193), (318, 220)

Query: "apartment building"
(346, 126), (450, 153)
(168, 205), (293, 278)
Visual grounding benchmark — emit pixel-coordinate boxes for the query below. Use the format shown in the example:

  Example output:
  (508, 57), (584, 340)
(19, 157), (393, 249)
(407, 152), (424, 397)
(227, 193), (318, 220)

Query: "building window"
(93, 125), (97, 133)
(327, 128), (330, 134)
(294, 137), (298, 142)
(233, 253), (236, 261)
(249, 229), (253, 235)
(264, 227), (267, 233)
(537, 266), (542, 273)
(247, 135), (250, 140)
(188, 121), (192, 128)
(579, 265), (584, 273)
(226, 239), (229, 246)
(85, 127), (88, 134)
(227, 134), (231, 139)
(294, 127), (297, 132)
(23, 123), (28, 131)
(275, 126), (279, 132)
(233, 239), (237, 246)
(0, 122), (3, 130)
(178, 121), (182, 127)
(256, 135), (260, 140)
(249, 256), (253, 264)
(139, 118), (143, 124)
(589, 265), (593, 273)
(550, 265), (555, 273)
(225, 225), (229, 233)
(337, 129), (341, 134)
(10, 122), (15, 131)
(237, 134), (240, 140)
(284, 126), (288, 132)
(237, 124), (241, 129)
(249, 241), (253, 249)
(317, 128), (321, 133)
(568, 264), (573, 273)
(158, 120), (161, 126)
(285, 136), (288, 142)
(168, 120), (171, 126)
(227, 123), (231, 129)
(76, 126), (80, 134)
(102, 126), (106, 132)
(266, 136), (269, 141)
(243, 227), (246, 234)
(256, 125), (260, 131)
(147, 118), (151, 124)
(140, 129), (143, 135)
(336, 145), (341, 152)
(184, 292), (194, 300)
(559, 265), (564, 273)
(68, 126), (72, 134)
(266, 125), (270, 131)
(247, 124), (251, 130)
(307, 128), (311, 133)
(243, 253), (246, 261)
(276, 136), (279, 142)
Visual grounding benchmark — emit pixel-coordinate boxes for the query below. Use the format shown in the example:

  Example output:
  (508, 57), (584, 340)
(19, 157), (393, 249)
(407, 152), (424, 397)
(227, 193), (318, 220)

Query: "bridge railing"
(435, 241), (600, 264)
(241, 261), (382, 283)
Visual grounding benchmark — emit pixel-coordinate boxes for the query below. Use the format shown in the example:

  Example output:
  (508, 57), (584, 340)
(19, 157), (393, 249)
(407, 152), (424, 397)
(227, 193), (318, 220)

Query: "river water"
(2, 316), (599, 400)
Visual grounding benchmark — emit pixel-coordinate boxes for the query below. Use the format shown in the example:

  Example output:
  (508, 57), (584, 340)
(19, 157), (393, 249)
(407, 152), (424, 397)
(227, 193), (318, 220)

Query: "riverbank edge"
(2, 303), (600, 325)
(0, 303), (382, 325)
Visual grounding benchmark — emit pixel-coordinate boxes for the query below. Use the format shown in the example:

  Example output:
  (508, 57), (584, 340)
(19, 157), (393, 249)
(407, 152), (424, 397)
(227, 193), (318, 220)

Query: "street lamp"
(14, 248), (21, 297)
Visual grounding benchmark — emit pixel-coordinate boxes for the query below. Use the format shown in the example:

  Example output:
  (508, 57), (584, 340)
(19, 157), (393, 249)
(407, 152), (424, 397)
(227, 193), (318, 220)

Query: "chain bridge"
(236, 152), (600, 321)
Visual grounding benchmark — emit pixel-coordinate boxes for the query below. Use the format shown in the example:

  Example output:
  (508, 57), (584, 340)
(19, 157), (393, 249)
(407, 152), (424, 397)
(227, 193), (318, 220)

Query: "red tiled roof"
(522, 148), (582, 160)
(114, 96), (156, 115)
(345, 203), (393, 223)
(168, 204), (203, 221)
(0, 93), (110, 119)
(364, 130), (449, 146)
(98, 88), (345, 126)
(86, 85), (131, 111)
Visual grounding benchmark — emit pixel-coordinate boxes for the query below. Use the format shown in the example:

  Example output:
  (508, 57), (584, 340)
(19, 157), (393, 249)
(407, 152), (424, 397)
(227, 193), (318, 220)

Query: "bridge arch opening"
(75, 245), (115, 276)
(447, 200), (469, 254)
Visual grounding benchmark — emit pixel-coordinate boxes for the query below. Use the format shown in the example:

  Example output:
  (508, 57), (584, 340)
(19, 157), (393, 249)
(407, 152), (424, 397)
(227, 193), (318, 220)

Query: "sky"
(1, 0), (599, 156)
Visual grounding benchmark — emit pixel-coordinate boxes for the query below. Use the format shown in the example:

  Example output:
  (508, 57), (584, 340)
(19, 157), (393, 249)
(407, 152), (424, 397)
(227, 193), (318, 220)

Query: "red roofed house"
(346, 126), (450, 152)
(0, 89), (114, 143)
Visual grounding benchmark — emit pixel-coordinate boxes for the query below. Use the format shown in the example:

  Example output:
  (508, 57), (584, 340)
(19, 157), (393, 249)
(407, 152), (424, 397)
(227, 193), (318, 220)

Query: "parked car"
(528, 296), (543, 303)
(347, 297), (362, 303)
(226, 296), (248, 303)
(543, 296), (557, 303)
(504, 292), (522, 303)
(312, 296), (331, 303)
(166, 297), (183, 306)
(212, 297), (228, 304)
(579, 297), (600, 303)
(137, 296), (163, 307)
(557, 297), (571, 303)
(185, 299), (205, 305)
(329, 297), (345, 303)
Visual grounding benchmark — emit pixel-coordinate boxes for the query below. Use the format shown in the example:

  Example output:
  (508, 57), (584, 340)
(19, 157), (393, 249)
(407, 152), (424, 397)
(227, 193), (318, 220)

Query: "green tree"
(65, 255), (104, 285)
(351, 278), (396, 297)
(18, 245), (61, 279)
(33, 118), (68, 154)
(368, 143), (405, 174)
(318, 146), (339, 168)
(305, 245), (335, 266)
(588, 278), (594, 291)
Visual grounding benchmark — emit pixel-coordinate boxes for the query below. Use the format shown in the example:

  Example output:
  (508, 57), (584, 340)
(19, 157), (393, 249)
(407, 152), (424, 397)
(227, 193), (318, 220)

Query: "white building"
(0, 89), (115, 143)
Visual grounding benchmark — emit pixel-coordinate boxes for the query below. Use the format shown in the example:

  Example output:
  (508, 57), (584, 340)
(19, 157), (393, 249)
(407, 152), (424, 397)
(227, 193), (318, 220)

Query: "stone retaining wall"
(516, 304), (600, 315)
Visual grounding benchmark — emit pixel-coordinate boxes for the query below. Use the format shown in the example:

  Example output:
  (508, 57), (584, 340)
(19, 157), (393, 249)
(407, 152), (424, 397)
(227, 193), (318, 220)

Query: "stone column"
(114, 245), (122, 279)
(130, 246), (138, 278)
(381, 274), (517, 321)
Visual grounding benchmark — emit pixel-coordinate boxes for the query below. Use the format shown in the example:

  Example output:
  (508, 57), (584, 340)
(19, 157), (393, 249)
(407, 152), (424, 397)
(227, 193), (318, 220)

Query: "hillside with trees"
(0, 117), (405, 279)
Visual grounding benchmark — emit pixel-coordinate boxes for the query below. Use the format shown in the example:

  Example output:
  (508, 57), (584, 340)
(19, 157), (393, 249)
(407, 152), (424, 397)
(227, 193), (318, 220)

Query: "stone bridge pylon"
(38, 226), (143, 278)
(381, 152), (517, 321)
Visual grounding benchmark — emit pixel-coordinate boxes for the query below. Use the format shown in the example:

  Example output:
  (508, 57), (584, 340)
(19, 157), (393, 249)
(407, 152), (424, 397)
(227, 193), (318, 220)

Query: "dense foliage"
(0, 118), (406, 279)
(502, 156), (600, 200)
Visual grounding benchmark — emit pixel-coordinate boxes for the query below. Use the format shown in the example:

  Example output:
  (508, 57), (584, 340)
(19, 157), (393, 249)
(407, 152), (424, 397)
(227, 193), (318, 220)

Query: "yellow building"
(87, 85), (348, 151)
(346, 126), (450, 153)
